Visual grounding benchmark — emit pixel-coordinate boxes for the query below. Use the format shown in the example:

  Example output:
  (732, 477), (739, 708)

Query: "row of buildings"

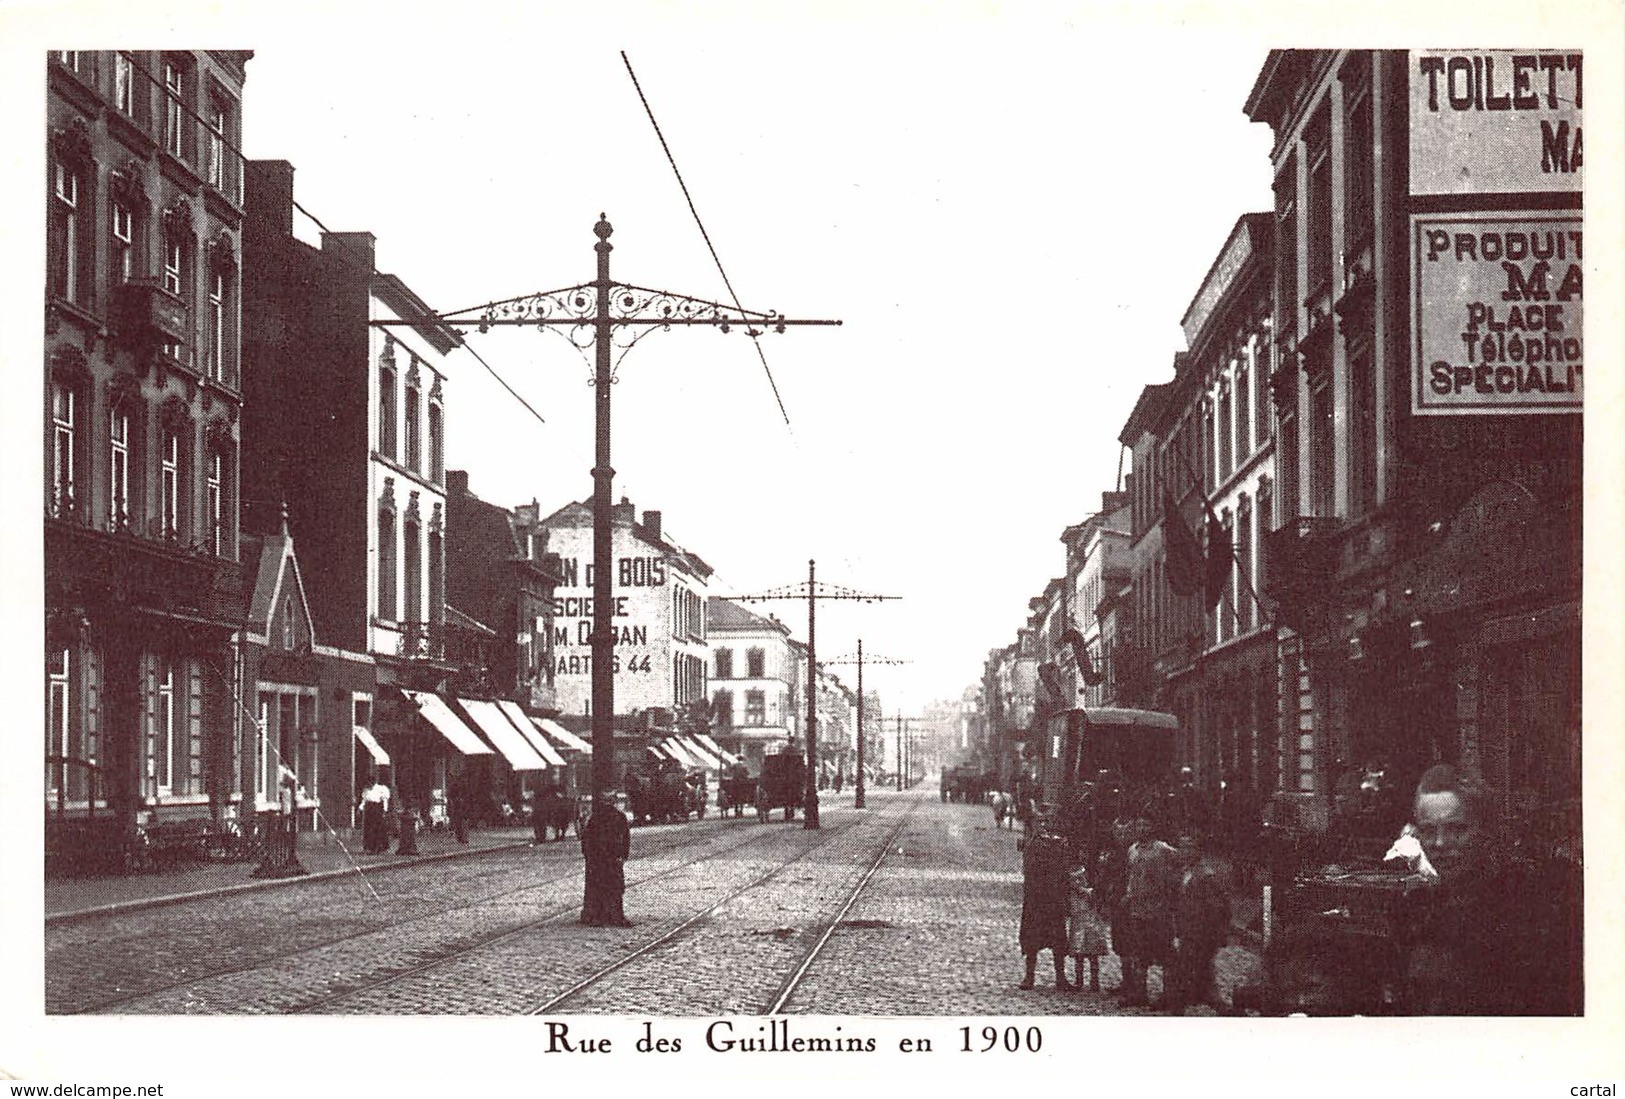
(973, 50), (1582, 848)
(42, 50), (872, 871)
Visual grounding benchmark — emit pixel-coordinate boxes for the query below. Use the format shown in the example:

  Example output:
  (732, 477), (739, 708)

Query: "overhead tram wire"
(621, 51), (795, 431)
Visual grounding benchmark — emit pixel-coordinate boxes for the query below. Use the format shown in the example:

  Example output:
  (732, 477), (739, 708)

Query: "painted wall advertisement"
(545, 525), (681, 714)
(1412, 213), (1582, 415)
(1409, 51), (1582, 195)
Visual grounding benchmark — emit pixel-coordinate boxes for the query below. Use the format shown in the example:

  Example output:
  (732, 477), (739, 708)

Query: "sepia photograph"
(3, 0), (1621, 1092)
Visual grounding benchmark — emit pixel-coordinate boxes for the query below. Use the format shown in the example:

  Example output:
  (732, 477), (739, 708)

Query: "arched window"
(1237, 494), (1254, 632)
(404, 361), (422, 472)
(403, 493), (422, 626)
(377, 343), (397, 459)
(377, 481), (397, 622)
(48, 347), (89, 520)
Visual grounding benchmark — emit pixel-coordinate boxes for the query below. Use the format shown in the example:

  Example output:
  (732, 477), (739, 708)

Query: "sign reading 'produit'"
(1409, 51), (1583, 195)
(1412, 213), (1582, 415)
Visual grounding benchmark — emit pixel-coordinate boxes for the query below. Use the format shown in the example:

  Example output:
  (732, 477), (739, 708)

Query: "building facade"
(45, 50), (254, 867)
(1246, 51), (1582, 838)
(241, 158), (468, 833)
(538, 498), (713, 720)
(706, 598), (796, 772)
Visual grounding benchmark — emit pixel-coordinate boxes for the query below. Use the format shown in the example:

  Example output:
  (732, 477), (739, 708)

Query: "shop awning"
(402, 689), (494, 756)
(693, 732), (742, 767)
(495, 700), (566, 767)
(536, 717), (593, 756)
(458, 698), (551, 771)
(679, 735), (724, 769)
(661, 738), (701, 767)
(647, 743), (671, 761)
(354, 726), (391, 766)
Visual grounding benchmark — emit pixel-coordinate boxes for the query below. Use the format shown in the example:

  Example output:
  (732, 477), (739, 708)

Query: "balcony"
(114, 279), (188, 351)
(398, 620), (447, 661)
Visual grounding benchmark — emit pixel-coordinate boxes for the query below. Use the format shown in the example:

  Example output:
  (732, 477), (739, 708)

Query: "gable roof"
(248, 532), (317, 643)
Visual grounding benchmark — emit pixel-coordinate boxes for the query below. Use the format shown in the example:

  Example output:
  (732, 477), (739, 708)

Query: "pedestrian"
(448, 771), (470, 844)
(1066, 864), (1111, 993)
(359, 773), (391, 854)
(579, 797), (633, 927)
(1166, 828), (1231, 1014)
(1017, 819), (1071, 990)
(1093, 815), (1131, 991)
(1404, 763), (1580, 1014)
(1116, 812), (1179, 1008)
(530, 784), (551, 845)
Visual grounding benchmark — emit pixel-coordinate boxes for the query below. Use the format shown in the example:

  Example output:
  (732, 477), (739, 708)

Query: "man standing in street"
(579, 797), (633, 927)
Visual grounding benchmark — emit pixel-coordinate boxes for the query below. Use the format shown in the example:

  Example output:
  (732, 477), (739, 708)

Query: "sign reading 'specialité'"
(1409, 51), (1582, 195)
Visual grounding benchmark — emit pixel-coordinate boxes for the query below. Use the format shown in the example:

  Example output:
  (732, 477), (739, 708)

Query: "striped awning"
(679, 736), (724, 769)
(693, 732), (742, 767)
(647, 743), (671, 761)
(457, 698), (551, 771)
(401, 690), (493, 756)
(537, 717), (593, 755)
(495, 700), (566, 767)
(661, 738), (701, 767)
(353, 725), (391, 766)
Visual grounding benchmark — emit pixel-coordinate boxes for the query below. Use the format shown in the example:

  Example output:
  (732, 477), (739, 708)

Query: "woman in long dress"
(1018, 827), (1071, 990)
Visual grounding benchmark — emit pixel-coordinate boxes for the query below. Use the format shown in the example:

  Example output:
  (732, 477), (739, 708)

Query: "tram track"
(528, 795), (920, 1016)
(66, 815), (785, 1015)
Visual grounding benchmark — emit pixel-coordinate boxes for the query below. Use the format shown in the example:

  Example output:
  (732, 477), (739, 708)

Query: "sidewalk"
(45, 824), (541, 922)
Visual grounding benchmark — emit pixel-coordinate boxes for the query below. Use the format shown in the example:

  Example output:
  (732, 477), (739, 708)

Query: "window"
(158, 663), (177, 795)
(50, 163), (80, 304)
(109, 408), (130, 532)
(47, 649), (70, 803)
(378, 360), (396, 458)
(377, 506), (397, 621)
(428, 527), (444, 625)
(256, 696), (270, 801)
(55, 50), (84, 73)
(281, 591), (296, 649)
(1217, 385), (1233, 482)
(112, 204), (134, 284)
(206, 270), (224, 380)
(744, 689), (765, 726)
(746, 647), (765, 679)
(428, 400), (443, 482)
(51, 383), (76, 517)
(404, 375), (421, 472)
(1237, 494), (1254, 632)
(114, 52), (134, 116)
(1235, 364), (1251, 465)
(1349, 343), (1377, 519)
(161, 430), (180, 540)
(1306, 110), (1333, 298)
(1309, 377), (1335, 518)
(712, 689), (734, 729)
(1257, 476), (1273, 597)
(715, 648), (733, 679)
(1343, 58), (1374, 252)
(162, 235), (186, 360)
(1275, 157), (1298, 335)
(206, 449), (222, 554)
(163, 61), (186, 159)
(206, 99), (227, 191)
(403, 508), (422, 625)
(1254, 333), (1271, 452)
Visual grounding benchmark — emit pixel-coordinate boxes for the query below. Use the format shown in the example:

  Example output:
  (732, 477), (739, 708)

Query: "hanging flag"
(1061, 627), (1104, 687)
(1204, 510), (1232, 611)
(1162, 489), (1204, 597)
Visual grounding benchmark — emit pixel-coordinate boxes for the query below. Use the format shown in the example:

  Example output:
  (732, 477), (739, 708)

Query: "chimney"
(245, 159), (296, 237)
(446, 470), (469, 497)
(642, 510), (662, 539)
(321, 230), (376, 273)
(612, 496), (636, 523)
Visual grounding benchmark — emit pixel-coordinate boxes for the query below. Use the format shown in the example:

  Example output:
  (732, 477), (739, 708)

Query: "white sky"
(229, 14), (1281, 716)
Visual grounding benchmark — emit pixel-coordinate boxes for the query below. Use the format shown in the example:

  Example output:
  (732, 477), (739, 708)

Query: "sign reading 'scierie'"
(1409, 51), (1583, 195)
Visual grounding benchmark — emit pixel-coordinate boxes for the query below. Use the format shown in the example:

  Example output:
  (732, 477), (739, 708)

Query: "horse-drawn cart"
(756, 750), (804, 823)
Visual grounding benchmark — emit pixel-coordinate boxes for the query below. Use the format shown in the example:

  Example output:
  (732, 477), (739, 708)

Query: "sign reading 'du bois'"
(1409, 51), (1582, 195)
(1412, 213), (1582, 416)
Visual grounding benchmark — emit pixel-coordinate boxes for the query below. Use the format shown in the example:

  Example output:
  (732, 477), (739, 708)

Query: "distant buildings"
(706, 598), (797, 771)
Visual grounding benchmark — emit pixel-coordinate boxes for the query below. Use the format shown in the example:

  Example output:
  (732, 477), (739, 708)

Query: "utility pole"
(373, 216), (838, 920)
(734, 566), (898, 828)
(823, 642), (908, 809)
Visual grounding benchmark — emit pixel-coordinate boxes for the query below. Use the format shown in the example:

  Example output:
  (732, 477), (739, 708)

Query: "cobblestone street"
(47, 786), (1261, 1016)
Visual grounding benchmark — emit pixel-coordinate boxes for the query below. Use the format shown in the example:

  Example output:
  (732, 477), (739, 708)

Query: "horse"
(990, 791), (1015, 830)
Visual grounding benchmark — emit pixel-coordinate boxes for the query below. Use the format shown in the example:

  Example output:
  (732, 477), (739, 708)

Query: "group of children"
(1019, 811), (1234, 1014)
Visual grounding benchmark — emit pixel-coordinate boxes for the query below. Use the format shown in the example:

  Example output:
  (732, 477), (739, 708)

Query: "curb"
(45, 838), (543, 926)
